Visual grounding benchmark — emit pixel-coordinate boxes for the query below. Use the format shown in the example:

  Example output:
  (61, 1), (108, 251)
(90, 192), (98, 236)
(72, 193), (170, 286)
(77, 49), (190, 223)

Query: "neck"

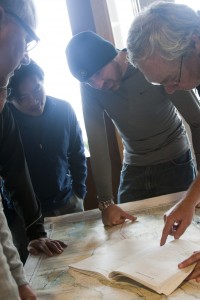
(116, 50), (128, 78)
(0, 85), (7, 90)
(0, 75), (9, 89)
(0, 90), (7, 113)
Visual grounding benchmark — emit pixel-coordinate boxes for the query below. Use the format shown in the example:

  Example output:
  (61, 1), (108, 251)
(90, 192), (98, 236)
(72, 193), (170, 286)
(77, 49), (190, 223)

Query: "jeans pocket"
(171, 150), (192, 166)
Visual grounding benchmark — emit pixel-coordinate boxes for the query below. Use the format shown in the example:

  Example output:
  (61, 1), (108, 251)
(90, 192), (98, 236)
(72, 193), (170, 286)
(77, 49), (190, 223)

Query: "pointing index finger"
(160, 218), (174, 246)
(122, 211), (137, 221)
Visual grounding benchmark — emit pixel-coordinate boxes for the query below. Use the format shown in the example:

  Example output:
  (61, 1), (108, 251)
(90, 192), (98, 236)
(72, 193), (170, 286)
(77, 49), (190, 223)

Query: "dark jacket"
(9, 97), (87, 213)
(0, 104), (46, 240)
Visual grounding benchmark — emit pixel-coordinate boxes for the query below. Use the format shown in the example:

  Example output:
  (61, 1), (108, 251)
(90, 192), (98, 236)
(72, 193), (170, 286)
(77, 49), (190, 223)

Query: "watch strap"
(98, 199), (114, 211)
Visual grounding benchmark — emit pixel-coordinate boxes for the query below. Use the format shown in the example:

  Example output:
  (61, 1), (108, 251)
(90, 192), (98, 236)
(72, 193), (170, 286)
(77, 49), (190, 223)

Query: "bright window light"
(30, 0), (89, 154)
(175, 0), (199, 11)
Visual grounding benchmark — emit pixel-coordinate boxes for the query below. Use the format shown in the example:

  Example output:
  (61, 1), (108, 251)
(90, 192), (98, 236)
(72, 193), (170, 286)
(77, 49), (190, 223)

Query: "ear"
(0, 7), (6, 26)
(191, 34), (200, 53)
(0, 7), (7, 39)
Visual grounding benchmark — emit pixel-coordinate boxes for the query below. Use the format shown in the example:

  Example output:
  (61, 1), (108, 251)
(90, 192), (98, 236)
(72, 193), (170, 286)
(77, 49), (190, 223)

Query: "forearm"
(0, 201), (27, 287)
(70, 148), (87, 199)
(26, 215), (47, 241)
(183, 173), (200, 206)
(191, 131), (200, 170)
(0, 244), (21, 300)
(82, 87), (113, 201)
(171, 90), (200, 170)
(4, 166), (46, 240)
(90, 153), (113, 201)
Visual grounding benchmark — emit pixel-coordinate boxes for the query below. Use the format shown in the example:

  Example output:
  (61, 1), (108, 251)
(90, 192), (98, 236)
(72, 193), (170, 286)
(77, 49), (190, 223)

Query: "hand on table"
(179, 251), (200, 282)
(18, 284), (37, 300)
(28, 238), (67, 256)
(102, 204), (137, 226)
(160, 197), (195, 246)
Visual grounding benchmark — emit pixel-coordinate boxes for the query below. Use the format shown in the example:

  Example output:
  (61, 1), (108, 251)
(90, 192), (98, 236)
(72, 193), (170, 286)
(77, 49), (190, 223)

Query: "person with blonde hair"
(127, 1), (200, 282)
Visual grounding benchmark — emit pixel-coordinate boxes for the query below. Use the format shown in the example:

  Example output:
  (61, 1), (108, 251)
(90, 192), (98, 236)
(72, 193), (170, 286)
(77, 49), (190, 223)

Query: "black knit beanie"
(66, 31), (117, 82)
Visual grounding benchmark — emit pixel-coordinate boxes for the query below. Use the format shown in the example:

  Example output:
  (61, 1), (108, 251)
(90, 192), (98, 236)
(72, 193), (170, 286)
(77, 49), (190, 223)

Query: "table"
(25, 192), (200, 299)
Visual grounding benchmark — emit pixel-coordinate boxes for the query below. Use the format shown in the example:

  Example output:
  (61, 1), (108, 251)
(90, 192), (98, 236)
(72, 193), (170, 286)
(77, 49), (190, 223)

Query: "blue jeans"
(118, 150), (196, 204)
(43, 193), (84, 217)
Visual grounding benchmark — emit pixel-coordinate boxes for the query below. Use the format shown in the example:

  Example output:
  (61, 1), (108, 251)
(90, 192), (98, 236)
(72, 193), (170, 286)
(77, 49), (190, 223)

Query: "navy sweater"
(9, 97), (87, 213)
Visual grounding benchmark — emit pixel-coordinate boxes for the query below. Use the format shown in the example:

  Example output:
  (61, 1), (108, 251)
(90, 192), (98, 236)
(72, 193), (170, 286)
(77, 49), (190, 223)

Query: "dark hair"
(8, 60), (44, 101)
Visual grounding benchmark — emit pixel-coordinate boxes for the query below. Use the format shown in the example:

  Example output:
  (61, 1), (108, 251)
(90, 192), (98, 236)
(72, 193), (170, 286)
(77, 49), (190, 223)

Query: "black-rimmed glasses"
(176, 55), (183, 84)
(150, 55), (183, 87)
(5, 9), (40, 51)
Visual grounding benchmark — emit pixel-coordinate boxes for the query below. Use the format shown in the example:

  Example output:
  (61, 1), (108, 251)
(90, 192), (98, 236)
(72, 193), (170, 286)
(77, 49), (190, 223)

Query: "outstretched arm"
(171, 90), (200, 170)
(81, 84), (114, 203)
(0, 201), (36, 299)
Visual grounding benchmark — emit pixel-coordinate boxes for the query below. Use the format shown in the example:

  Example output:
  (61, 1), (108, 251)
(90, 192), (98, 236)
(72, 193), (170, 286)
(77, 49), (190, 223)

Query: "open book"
(69, 238), (198, 295)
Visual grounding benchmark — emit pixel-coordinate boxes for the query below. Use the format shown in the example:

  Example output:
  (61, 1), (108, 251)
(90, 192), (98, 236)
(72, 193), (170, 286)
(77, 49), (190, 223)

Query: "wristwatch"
(98, 199), (114, 211)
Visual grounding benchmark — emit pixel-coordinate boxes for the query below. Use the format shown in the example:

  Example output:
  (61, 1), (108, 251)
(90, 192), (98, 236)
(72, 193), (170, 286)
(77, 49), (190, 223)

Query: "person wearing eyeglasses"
(0, 0), (67, 299)
(66, 31), (200, 227)
(127, 1), (200, 282)
(6, 59), (87, 220)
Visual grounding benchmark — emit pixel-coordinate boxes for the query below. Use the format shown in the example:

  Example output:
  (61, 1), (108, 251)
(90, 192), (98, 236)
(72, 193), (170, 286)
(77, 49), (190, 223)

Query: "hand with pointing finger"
(160, 197), (195, 246)
(102, 204), (137, 226)
(160, 173), (200, 246)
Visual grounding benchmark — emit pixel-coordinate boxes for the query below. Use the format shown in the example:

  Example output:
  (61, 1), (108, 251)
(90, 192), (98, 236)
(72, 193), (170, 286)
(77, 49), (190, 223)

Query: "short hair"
(8, 60), (44, 101)
(127, 1), (200, 67)
(0, 0), (37, 29)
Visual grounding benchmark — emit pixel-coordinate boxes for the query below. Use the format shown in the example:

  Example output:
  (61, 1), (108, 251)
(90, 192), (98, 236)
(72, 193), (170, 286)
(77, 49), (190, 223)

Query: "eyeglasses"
(151, 55), (183, 87)
(18, 85), (43, 105)
(5, 9), (40, 51)
(176, 55), (183, 85)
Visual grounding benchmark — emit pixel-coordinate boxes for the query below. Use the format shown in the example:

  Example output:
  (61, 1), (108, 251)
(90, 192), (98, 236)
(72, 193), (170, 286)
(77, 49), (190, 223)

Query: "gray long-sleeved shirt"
(81, 66), (200, 201)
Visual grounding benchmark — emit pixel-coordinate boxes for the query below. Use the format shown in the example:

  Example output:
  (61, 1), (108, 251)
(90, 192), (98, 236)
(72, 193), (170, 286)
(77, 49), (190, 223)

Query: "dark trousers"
(118, 150), (196, 203)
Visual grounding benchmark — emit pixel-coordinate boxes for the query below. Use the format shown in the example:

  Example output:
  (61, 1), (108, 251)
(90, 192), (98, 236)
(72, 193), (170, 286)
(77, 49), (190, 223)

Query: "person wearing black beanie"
(66, 31), (199, 232)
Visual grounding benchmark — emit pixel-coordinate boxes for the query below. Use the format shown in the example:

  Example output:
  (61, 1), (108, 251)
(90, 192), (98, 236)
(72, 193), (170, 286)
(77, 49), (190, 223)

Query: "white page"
(111, 239), (198, 295)
(69, 238), (156, 279)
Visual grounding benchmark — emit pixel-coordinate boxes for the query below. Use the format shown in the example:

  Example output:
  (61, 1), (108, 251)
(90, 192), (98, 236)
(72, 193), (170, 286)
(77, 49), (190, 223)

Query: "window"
(106, 0), (139, 49)
(107, 0), (199, 50)
(30, 0), (89, 154)
(175, 0), (199, 11)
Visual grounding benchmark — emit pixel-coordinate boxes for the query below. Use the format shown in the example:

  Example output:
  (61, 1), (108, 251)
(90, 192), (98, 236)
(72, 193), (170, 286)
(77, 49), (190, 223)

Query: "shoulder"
(47, 95), (71, 106)
(46, 96), (76, 119)
(80, 82), (102, 98)
(47, 96), (74, 111)
(2, 103), (15, 126)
